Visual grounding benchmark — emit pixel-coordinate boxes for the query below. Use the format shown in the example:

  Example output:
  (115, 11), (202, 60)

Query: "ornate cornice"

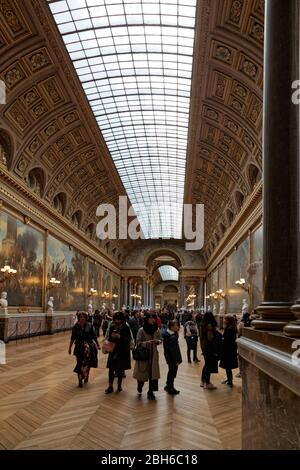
(206, 181), (262, 274)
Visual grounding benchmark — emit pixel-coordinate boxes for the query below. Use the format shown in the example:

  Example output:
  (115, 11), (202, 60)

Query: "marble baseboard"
(0, 312), (76, 342)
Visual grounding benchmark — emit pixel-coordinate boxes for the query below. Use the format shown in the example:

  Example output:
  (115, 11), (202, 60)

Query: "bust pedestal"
(0, 307), (8, 317)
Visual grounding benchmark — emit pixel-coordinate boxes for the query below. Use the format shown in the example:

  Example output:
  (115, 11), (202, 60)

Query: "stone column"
(128, 279), (133, 308)
(148, 282), (151, 308)
(142, 278), (147, 307)
(198, 278), (204, 309)
(253, 0), (299, 330)
(149, 283), (153, 308)
(123, 277), (127, 307)
(179, 277), (185, 309)
(134, 282), (137, 308)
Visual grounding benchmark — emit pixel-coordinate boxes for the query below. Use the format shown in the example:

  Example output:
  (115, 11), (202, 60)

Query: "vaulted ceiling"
(185, 0), (263, 262)
(0, 0), (127, 263)
(0, 0), (264, 266)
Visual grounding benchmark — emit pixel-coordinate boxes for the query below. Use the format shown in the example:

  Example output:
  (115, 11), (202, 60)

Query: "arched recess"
(0, 129), (13, 170)
(219, 222), (226, 236)
(226, 209), (234, 225)
(27, 167), (45, 197)
(72, 210), (82, 229)
(53, 192), (67, 216)
(235, 191), (245, 211)
(85, 223), (95, 239)
(247, 163), (261, 191)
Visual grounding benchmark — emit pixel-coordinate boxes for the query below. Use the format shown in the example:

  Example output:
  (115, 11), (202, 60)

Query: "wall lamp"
(235, 278), (249, 292)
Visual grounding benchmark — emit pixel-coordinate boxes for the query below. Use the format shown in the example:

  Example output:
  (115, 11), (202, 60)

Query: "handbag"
(132, 344), (150, 362)
(101, 340), (116, 354)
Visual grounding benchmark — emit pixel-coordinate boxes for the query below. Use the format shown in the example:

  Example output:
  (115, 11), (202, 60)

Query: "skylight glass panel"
(48, 0), (196, 239)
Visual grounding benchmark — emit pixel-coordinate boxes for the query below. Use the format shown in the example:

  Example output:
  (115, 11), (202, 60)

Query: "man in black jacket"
(162, 320), (182, 395)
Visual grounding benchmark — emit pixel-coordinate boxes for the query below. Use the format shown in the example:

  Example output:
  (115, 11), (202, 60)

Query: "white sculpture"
(87, 303), (93, 314)
(47, 296), (54, 315)
(0, 291), (8, 315)
(219, 299), (226, 315)
(213, 304), (217, 316)
(242, 298), (249, 315)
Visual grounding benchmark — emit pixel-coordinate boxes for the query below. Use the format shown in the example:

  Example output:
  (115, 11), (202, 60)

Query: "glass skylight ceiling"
(47, 0), (197, 238)
(159, 265), (179, 281)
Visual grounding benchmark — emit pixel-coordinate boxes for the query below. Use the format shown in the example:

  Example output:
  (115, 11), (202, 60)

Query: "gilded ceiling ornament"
(44, 123), (58, 137)
(32, 103), (47, 117)
(215, 46), (232, 62)
(44, 80), (61, 103)
(29, 52), (49, 70)
(251, 23), (264, 42)
(5, 67), (23, 87)
(0, 0), (22, 33)
(29, 139), (41, 153)
(24, 89), (39, 106)
(242, 60), (257, 78)
(16, 158), (27, 172)
(229, 0), (244, 24)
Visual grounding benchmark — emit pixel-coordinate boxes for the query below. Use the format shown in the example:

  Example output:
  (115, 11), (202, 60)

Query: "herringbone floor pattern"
(0, 330), (241, 450)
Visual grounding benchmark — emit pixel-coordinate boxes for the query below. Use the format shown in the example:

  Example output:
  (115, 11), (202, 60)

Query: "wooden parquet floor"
(0, 330), (241, 450)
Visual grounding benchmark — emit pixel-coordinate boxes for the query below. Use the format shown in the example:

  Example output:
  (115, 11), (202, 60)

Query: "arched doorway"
(162, 284), (179, 308)
(153, 264), (179, 309)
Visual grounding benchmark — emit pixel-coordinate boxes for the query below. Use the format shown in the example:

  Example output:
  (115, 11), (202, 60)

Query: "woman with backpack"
(184, 314), (200, 363)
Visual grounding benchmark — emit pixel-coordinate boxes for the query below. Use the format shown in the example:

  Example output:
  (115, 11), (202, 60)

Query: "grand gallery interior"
(0, 0), (299, 452)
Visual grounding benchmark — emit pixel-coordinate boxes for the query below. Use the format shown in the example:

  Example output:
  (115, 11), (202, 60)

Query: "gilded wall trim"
(206, 181), (262, 275)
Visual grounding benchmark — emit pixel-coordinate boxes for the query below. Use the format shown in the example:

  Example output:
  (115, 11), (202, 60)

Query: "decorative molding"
(0, 167), (120, 274)
(237, 337), (300, 398)
(185, 0), (263, 256)
(206, 181), (262, 274)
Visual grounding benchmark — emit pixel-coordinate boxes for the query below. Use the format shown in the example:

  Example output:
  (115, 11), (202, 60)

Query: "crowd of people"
(68, 306), (256, 399)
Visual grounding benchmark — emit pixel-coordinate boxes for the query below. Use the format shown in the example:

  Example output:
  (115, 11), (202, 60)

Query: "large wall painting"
(0, 212), (44, 307)
(226, 237), (250, 314)
(88, 260), (102, 310)
(47, 235), (85, 311)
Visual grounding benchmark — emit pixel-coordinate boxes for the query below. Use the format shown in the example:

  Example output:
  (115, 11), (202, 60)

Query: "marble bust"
(0, 292), (8, 315)
(87, 303), (93, 315)
(47, 296), (54, 315)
